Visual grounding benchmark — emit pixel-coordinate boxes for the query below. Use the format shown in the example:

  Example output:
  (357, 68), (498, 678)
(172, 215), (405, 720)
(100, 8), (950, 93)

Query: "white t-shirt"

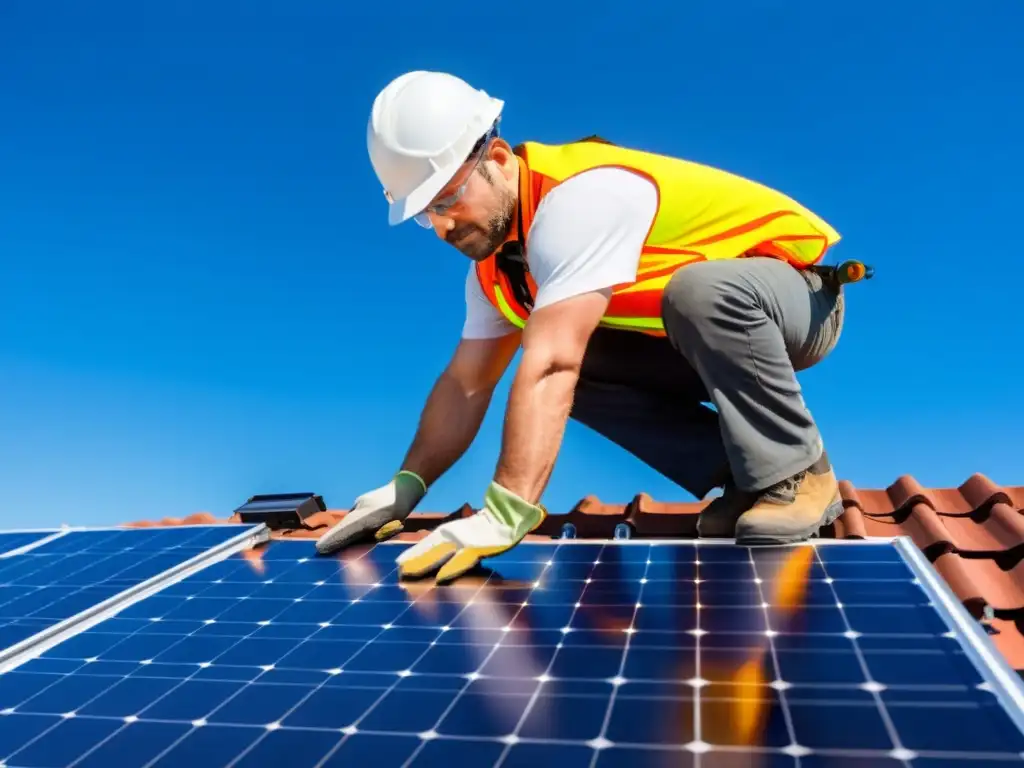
(461, 167), (659, 339)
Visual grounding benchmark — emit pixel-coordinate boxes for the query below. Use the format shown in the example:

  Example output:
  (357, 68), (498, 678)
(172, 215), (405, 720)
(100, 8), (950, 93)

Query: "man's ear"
(488, 139), (518, 182)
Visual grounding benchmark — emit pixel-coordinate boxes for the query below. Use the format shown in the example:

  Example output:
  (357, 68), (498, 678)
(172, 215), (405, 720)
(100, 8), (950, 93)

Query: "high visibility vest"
(474, 138), (841, 336)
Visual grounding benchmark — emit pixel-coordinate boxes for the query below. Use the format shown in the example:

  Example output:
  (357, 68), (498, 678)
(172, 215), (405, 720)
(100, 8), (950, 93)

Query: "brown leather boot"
(696, 481), (758, 538)
(734, 452), (844, 545)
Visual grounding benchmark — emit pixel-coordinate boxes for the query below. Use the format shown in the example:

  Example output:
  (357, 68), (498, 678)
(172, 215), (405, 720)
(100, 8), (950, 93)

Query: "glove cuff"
(484, 482), (545, 539)
(393, 470), (427, 509)
(395, 469), (427, 493)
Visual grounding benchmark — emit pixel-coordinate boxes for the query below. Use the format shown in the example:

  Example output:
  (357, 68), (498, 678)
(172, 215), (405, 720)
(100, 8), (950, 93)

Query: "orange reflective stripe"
(686, 210), (797, 247)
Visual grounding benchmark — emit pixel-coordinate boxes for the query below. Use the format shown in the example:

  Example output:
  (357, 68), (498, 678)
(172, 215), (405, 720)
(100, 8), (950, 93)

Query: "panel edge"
(0, 524), (272, 674)
(0, 530), (71, 559)
(894, 535), (1024, 736)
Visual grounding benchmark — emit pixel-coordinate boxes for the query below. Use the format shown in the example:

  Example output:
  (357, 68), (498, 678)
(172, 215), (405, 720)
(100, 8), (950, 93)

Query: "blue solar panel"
(0, 525), (262, 659)
(1, 539), (1022, 767)
(0, 532), (59, 558)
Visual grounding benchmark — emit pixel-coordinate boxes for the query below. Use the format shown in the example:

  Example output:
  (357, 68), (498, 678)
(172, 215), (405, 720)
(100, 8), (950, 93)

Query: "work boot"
(696, 482), (758, 538)
(734, 452), (844, 545)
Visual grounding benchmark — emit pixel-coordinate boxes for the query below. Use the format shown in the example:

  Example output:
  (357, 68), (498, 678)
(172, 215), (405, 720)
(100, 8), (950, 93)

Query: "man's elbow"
(440, 365), (497, 402)
(519, 291), (608, 381)
(520, 342), (586, 383)
(546, 349), (586, 378)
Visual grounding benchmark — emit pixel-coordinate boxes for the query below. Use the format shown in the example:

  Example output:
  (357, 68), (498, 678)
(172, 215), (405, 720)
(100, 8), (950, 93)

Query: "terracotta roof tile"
(121, 473), (1024, 669)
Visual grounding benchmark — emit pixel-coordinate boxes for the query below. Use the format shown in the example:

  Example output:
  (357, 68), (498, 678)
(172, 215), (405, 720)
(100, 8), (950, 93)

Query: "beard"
(446, 183), (516, 261)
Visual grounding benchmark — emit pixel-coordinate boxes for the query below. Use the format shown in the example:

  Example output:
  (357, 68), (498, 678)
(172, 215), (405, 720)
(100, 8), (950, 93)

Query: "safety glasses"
(412, 123), (499, 228)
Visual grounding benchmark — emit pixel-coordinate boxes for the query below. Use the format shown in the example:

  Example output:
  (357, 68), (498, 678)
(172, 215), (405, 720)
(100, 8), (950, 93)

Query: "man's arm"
(393, 169), (654, 580)
(315, 300), (518, 556)
(489, 166), (659, 506)
(400, 331), (521, 487)
(493, 291), (609, 503)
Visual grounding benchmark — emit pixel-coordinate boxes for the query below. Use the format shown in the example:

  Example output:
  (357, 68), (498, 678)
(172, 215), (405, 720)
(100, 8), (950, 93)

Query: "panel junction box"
(233, 492), (326, 530)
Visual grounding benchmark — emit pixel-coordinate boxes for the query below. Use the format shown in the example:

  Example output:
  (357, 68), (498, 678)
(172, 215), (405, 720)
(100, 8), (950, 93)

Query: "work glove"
(315, 470), (427, 555)
(396, 481), (546, 584)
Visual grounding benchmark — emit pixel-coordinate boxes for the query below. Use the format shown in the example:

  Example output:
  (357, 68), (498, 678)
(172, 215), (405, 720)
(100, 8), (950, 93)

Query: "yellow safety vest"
(475, 137), (841, 336)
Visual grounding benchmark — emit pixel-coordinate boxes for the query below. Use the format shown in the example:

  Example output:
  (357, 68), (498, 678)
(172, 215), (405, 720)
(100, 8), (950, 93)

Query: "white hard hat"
(367, 71), (504, 226)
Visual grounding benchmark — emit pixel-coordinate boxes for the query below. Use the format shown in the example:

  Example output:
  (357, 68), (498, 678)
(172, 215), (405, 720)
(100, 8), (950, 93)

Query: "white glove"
(315, 470), (426, 555)
(396, 481), (546, 584)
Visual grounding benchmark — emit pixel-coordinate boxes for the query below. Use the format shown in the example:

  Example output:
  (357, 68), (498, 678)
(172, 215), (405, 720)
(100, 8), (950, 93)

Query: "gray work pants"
(569, 257), (845, 498)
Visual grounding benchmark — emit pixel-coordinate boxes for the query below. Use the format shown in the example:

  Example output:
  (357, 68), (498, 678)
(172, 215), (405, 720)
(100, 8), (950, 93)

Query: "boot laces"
(760, 471), (805, 504)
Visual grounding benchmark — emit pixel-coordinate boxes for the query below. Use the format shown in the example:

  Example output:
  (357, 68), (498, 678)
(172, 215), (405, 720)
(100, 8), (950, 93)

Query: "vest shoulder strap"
(497, 135), (616, 314)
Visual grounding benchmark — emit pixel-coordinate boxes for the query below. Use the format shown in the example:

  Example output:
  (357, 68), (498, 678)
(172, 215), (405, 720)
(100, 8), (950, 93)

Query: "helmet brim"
(387, 168), (452, 226)
(386, 98), (504, 226)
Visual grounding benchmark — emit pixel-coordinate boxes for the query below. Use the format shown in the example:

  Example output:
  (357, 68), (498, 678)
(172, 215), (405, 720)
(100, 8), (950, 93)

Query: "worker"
(316, 70), (858, 582)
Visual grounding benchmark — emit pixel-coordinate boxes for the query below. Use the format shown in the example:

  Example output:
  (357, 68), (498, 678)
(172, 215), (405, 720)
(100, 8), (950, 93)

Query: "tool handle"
(835, 259), (874, 284)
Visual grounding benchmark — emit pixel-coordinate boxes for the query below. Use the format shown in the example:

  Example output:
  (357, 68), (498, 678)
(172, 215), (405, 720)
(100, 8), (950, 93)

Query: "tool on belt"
(809, 259), (875, 291)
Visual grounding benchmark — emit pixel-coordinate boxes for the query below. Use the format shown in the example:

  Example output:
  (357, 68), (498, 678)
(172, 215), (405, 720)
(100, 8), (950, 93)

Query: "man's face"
(425, 141), (518, 261)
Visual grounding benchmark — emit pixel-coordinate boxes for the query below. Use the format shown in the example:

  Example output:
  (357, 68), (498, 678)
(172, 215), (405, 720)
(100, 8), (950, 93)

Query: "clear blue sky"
(2, 3), (1021, 528)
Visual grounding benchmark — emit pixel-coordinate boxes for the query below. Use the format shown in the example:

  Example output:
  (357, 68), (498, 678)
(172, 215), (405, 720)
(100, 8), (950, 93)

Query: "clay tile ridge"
(123, 472), (1024, 669)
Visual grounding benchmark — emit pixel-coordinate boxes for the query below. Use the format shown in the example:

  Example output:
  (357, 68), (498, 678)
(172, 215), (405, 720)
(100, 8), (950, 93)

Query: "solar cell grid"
(0, 525), (262, 662)
(0, 539), (1021, 767)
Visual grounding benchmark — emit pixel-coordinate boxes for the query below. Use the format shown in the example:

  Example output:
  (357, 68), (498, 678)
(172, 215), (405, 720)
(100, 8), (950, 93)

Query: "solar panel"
(0, 525), (266, 669)
(1, 537), (1022, 767)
